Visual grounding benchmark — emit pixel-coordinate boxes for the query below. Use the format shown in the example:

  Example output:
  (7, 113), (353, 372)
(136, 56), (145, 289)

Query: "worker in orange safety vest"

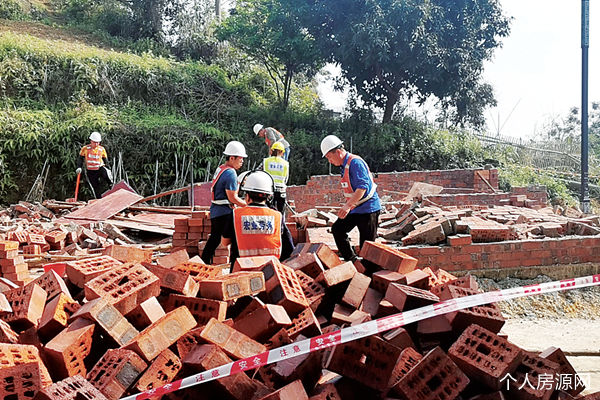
(76, 131), (113, 199)
(233, 170), (282, 260)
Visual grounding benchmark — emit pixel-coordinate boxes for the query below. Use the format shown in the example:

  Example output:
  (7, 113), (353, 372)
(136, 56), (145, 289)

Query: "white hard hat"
(242, 170), (274, 195)
(253, 124), (264, 135)
(320, 135), (343, 157)
(89, 131), (102, 142)
(223, 141), (248, 157)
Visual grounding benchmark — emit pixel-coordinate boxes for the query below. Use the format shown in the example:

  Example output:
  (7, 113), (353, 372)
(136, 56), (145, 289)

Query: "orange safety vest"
(265, 129), (285, 147)
(234, 205), (282, 258)
(341, 153), (377, 206)
(211, 164), (234, 205)
(80, 145), (107, 170)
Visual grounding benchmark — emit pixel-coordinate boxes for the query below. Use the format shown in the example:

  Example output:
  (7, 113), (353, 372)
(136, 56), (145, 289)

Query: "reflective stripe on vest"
(84, 145), (105, 170)
(341, 153), (377, 206)
(211, 164), (234, 206)
(233, 206), (282, 258)
(263, 156), (288, 191)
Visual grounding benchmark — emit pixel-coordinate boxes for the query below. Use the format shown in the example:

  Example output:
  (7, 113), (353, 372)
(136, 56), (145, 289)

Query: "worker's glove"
(75, 168), (82, 174)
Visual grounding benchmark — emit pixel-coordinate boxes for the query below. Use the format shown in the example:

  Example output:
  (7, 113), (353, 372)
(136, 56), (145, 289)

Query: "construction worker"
(320, 135), (381, 261)
(76, 131), (113, 199)
(253, 124), (290, 160)
(201, 141), (248, 265)
(262, 141), (289, 214)
(233, 170), (282, 259)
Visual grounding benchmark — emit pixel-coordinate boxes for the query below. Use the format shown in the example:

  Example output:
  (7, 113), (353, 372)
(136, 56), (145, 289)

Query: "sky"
(316, 0), (599, 139)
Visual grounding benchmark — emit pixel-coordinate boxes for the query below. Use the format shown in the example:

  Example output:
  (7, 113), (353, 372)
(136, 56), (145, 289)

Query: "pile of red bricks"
(0, 238), (597, 400)
(378, 202), (600, 247)
(173, 211), (211, 255)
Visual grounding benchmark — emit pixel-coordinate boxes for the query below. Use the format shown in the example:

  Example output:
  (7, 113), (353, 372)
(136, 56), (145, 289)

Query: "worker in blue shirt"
(201, 141), (248, 265)
(320, 135), (381, 261)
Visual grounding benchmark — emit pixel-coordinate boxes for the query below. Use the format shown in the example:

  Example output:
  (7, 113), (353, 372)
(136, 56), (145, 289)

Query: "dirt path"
(503, 318), (600, 395)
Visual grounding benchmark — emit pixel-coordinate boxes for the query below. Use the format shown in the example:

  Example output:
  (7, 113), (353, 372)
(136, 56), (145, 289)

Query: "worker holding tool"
(320, 135), (381, 261)
(253, 124), (290, 160)
(262, 142), (289, 214)
(233, 170), (283, 259)
(76, 131), (113, 199)
(201, 141), (248, 266)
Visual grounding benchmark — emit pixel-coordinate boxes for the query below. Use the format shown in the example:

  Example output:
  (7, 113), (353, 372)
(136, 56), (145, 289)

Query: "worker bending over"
(234, 170), (283, 259)
(76, 131), (113, 199)
(201, 141), (248, 265)
(320, 135), (381, 261)
(254, 123), (290, 160)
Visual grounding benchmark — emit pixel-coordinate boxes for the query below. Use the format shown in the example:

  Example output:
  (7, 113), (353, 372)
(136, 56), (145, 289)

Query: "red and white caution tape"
(121, 273), (600, 400)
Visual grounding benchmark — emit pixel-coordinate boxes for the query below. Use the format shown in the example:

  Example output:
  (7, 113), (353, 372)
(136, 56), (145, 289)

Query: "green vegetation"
(0, 0), (578, 208)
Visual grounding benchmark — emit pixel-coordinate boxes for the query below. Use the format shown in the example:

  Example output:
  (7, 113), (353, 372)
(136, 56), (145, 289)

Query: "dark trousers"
(86, 167), (112, 199)
(201, 213), (239, 266)
(332, 211), (380, 261)
(273, 192), (286, 215)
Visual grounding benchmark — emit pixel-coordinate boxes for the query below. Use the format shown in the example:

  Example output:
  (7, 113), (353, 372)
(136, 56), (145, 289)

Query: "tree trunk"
(383, 91), (398, 123)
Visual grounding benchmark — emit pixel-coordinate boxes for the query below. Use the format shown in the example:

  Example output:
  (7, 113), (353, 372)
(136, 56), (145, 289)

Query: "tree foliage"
(296, 0), (510, 125)
(217, 0), (324, 110)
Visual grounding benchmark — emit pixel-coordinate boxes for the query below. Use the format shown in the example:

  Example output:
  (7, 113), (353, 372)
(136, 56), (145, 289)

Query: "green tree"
(298, 0), (510, 125)
(217, 0), (324, 110)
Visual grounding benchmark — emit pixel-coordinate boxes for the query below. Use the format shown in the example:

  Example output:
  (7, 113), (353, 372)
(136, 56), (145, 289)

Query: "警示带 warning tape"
(120, 273), (600, 400)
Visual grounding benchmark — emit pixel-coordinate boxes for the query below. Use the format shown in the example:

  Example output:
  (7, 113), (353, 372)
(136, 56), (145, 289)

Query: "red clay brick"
(261, 261), (309, 314)
(164, 294), (226, 326)
(539, 346), (585, 396)
(294, 270), (325, 311)
(145, 263), (199, 297)
(325, 334), (405, 391)
(200, 271), (265, 301)
(102, 245), (153, 263)
(341, 272), (371, 309)
(124, 306), (197, 362)
(509, 351), (560, 400)
(125, 296), (166, 330)
(25, 269), (72, 301)
(233, 256), (280, 273)
(318, 261), (357, 288)
(44, 318), (95, 380)
(258, 342), (321, 392)
(285, 307), (321, 339)
(384, 283), (439, 311)
(66, 255), (122, 288)
(200, 317), (267, 359)
(234, 303), (292, 342)
(157, 248), (189, 268)
(87, 348), (147, 400)
(283, 252), (325, 278)
(182, 344), (270, 400)
(330, 303), (371, 326)
(257, 380), (309, 400)
(69, 297), (139, 346)
(0, 319), (18, 344)
(134, 348), (182, 394)
(359, 241), (417, 273)
(448, 324), (524, 390)
(371, 270), (406, 294)
(35, 374), (109, 400)
(84, 262), (161, 315)
(38, 292), (81, 339)
(1, 283), (47, 329)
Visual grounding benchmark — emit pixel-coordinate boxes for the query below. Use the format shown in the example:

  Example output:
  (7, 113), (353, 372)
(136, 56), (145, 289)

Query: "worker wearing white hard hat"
(201, 140), (248, 266)
(320, 135), (381, 261)
(254, 123), (290, 161)
(233, 170), (283, 259)
(76, 131), (113, 199)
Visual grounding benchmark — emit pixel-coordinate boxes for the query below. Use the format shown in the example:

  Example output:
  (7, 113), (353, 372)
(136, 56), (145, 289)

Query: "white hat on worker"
(89, 131), (102, 142)
(242, 170), (274, 195)
(320, 135), (343, 157)
(253, 124), (264, 135)
(223, 141), (248, 157)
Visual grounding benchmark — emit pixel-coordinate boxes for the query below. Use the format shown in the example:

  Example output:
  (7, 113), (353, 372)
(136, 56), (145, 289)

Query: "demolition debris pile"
(0, 168), (599, 399)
